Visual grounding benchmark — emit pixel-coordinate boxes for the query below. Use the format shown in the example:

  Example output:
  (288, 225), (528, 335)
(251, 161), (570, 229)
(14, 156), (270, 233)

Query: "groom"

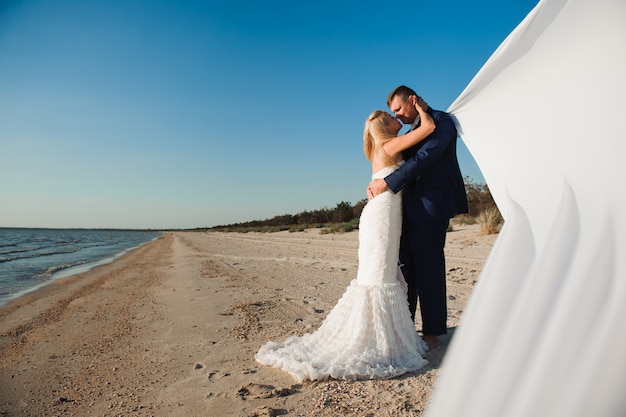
(368, 85), (468, 349)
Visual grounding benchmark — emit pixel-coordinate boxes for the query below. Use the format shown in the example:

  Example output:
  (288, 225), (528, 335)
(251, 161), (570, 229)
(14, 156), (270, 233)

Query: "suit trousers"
(399, 217), (450, 336)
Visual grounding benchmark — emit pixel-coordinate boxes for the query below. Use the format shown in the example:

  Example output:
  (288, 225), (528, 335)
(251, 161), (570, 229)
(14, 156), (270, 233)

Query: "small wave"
(0, 247), (79, 263)
(36, 260), (93, 279)
(57, 239), (79, 244)
(0, 246), (45, 256)
(30, 248), (82, 257)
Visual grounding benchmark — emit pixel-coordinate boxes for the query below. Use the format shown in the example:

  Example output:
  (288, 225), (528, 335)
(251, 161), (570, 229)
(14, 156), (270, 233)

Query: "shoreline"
(0, 225), (496, 416)
(0, 234), (163, 307)
(52, 235), (164, 280)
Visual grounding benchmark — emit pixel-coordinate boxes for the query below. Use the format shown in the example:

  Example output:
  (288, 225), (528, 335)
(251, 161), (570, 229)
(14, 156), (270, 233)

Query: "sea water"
(0, 228), (162, 306)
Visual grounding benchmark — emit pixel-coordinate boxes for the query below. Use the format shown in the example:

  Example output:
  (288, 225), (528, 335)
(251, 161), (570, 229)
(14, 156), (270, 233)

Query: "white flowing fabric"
(426, 0), (626, 416)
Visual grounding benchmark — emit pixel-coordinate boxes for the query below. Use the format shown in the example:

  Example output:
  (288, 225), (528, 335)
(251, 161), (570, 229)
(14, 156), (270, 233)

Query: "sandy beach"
(0, 224), (496, 416)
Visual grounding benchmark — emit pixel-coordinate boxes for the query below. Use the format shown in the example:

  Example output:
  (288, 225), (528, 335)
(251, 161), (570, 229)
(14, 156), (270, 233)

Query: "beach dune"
(0, 225), (495, 416)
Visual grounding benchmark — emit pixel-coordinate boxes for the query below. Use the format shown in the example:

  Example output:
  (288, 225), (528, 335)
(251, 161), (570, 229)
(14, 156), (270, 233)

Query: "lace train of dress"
(255, 165), (428, 382)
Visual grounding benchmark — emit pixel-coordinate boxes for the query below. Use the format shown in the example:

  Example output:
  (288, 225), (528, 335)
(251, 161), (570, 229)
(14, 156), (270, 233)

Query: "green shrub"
(320, 218), (359, 234)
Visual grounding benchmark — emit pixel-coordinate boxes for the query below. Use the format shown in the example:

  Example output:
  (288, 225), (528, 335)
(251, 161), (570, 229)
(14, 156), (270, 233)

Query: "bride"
(255, 99), (434, 382)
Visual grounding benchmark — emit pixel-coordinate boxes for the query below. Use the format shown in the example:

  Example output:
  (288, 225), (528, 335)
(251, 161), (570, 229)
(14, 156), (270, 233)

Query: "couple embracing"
(256, 85), (468, 382)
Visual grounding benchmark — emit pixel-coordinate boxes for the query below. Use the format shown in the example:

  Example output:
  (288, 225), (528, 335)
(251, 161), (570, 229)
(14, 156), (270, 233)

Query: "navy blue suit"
(385, 107), (468, 335)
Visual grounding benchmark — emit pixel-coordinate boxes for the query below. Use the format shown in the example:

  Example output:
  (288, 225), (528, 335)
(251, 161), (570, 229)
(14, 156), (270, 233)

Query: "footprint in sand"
(249, 405), (287, 417)
(236, 383), (296, 400)
(208, 370), (231, 382)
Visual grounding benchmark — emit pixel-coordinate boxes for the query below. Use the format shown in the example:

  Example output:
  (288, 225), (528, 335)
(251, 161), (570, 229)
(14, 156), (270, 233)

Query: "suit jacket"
(385, 108), (469, 223)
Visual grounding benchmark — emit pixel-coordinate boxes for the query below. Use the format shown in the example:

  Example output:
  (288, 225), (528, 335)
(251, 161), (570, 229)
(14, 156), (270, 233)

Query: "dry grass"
(477, 207), (504, 235)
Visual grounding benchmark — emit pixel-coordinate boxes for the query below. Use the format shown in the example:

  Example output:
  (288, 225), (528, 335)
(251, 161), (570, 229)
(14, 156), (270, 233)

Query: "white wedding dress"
(255, 164), (428, 382)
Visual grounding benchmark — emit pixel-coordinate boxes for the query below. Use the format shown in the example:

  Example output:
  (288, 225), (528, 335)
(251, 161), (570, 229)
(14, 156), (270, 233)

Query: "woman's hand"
(412, 95), (434, 128)
(412, 95), (429, 112)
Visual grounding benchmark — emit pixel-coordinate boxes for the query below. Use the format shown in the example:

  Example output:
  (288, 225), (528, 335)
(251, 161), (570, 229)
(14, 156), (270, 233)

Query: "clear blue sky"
(0, 0), (538, 229)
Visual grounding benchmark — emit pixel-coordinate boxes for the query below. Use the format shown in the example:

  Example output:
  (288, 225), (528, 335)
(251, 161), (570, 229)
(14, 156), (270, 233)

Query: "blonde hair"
(363, 110), (397, 167)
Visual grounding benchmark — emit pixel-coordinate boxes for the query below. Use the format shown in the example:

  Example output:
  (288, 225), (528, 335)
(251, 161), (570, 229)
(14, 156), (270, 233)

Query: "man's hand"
(367, 179), (388, 199)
